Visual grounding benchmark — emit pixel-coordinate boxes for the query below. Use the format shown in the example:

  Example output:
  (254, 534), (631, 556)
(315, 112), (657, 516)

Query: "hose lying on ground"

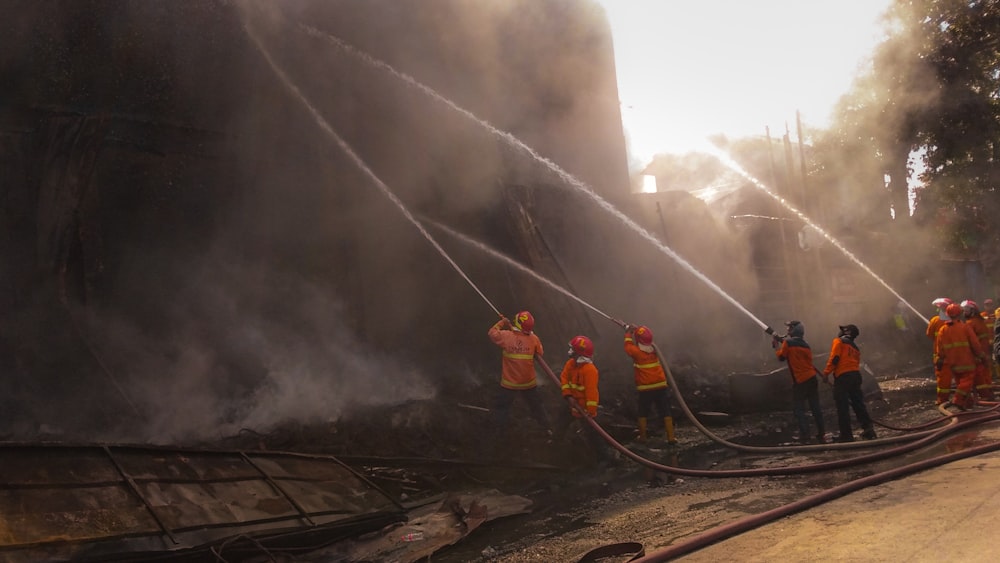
(534, 356), (999, 478)
(625, 423), (1000, 562)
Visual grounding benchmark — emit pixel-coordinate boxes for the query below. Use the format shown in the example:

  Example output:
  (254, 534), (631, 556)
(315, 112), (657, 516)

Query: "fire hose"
(534, 354), (994, 478)
(626, 422), (1000, 562)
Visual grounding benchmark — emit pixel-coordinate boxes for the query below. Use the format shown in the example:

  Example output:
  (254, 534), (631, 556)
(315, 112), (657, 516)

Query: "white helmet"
(932, 297), (953, 308)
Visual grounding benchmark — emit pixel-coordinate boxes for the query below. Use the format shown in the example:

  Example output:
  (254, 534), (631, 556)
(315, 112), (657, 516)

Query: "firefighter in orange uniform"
(927, 298), (953, 339)
(982, 299), (998, 380)
(962, 300), (994, 400)
(560, 335), (609, 463)
(934, 303), (986, 409)
(823, 324), (877, 442)
(487, 311), (550, 443)
(774, 320), (826, 444)
(624, 325), (675, 444)
(927, 298), (953, 383)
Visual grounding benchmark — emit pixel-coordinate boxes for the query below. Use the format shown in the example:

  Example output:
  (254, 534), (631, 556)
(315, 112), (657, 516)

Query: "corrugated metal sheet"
(0, 444), (405, 562)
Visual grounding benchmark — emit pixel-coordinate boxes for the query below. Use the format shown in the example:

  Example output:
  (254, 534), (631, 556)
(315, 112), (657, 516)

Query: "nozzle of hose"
(765, 327), (776, 336)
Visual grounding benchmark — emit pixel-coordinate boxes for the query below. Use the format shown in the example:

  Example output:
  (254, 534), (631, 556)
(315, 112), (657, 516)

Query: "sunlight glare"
(596, 0), (893, 167)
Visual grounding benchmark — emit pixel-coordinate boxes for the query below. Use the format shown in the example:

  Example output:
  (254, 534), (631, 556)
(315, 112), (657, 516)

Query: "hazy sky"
(597, 0), (894, 166)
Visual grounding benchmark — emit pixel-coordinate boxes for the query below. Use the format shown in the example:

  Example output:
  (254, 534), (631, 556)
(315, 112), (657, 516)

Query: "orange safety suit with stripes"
(934, 320), (984, 408)
(927, 314), (948, 385)
(560, 357), (599, 417)
(982, 309), (996, 336)
(488, 319), (543, 390)
(981, 309), (998, 380)
(624, 334), (667, 391)
(926, 315), (947, 339)
(965, 315), (994, 400)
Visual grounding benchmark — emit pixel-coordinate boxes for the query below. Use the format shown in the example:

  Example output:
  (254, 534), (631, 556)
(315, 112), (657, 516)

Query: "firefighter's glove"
(623, 324), (634, 333)
(771, 335), (783, 349)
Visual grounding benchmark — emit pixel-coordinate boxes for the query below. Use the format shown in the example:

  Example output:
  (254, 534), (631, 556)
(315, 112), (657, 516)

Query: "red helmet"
(569, 335), (594, 358)
(634, 326), (654, 345)
(945, 303), (963, 318)
(513, 311), (534, 334)
(932, 297), (953, 308)
(961, 299), (978, 309)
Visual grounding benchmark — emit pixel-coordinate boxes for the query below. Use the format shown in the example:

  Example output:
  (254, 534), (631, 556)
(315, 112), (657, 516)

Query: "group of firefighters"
(771, 321), (876, 444)
(484, 296), (1000, 463)
(925, 297), (999, 409)
(487, 311), (674, 464)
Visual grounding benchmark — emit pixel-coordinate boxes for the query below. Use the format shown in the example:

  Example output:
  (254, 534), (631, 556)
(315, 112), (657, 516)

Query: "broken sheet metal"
(0, 443), (405, 562)
(297, 488), (533, 562)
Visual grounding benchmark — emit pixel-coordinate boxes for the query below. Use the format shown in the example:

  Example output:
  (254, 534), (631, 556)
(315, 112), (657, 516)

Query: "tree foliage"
(822, 0), (1000, 263)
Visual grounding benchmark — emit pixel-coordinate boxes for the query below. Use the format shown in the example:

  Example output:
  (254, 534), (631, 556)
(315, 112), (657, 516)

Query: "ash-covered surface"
(210, 369), (944, 563)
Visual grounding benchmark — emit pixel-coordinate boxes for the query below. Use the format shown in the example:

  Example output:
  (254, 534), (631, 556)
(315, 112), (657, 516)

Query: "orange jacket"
(934, 320), (983, 374)
(824, 336), (861, 378)
(560, 358), (599, 417)
(776, 336), (818, 384)
(968, 315), (991, 350)
(982, 310), (996, 335)
(926, 315), (947, 340)
(624, 334), (668, 391)
(488, 320), (543, 390)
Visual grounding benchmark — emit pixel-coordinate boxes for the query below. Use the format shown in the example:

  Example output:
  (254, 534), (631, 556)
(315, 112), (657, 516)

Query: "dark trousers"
(491, 387), (551, 435)
(568, 415), (611, 462)
(637, 387), (672, 419)
(792, 376), (824, 439)
(833, 371), (873, 437)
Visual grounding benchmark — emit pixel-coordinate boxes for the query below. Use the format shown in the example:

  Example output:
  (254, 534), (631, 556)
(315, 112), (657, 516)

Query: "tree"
(821, 0), (1000, 267)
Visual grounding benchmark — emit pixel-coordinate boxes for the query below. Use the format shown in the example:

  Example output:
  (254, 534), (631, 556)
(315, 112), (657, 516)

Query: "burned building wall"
(0, 0), (634, 441)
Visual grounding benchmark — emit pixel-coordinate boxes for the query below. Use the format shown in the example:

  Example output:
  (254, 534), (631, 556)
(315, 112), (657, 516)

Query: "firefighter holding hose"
(623, 325), (675, 444)
(560, 335), (610, 465)
(823, 324), (877, 442)
(935, 303), (986, 410)
(773, 321), (826, 444)
(962, 300), (994, 401)
(487, 311), (552, 446)
(927, 298), (953, 383)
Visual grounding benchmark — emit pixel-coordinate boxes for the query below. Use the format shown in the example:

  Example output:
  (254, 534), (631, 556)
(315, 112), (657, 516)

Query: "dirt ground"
(456, 373), (957, 562)
(224, 365), (949, 563)
(428, 373), (955, 563)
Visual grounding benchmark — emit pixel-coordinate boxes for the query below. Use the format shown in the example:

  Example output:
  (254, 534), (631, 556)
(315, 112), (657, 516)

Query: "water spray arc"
(299, 23), (773, 334)
(707, 146), (928, 324)
(248, 11), (964, 481)
(424, 219), (948, 456)
(423, 218), (626, 328)
(243, 20), (502, 320)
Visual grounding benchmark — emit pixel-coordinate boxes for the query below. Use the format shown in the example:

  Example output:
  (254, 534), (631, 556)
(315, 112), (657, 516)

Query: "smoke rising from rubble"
(6, 0), (960, 445)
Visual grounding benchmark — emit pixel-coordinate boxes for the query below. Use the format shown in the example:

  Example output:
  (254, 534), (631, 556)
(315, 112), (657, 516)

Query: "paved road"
(677, 430), (1000, 562)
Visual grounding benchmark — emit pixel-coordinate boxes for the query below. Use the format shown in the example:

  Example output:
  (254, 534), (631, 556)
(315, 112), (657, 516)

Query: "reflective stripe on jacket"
(967, 316), (991, 350)
(981, 311), (995, 334)
(935, 321), (983, 374)
(624, 334), (668, 391)
(926, 316), (946, 339)
(488, 321), (543, 390)
(776, 336), (818, 384)
(560, 358), (599, 417)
